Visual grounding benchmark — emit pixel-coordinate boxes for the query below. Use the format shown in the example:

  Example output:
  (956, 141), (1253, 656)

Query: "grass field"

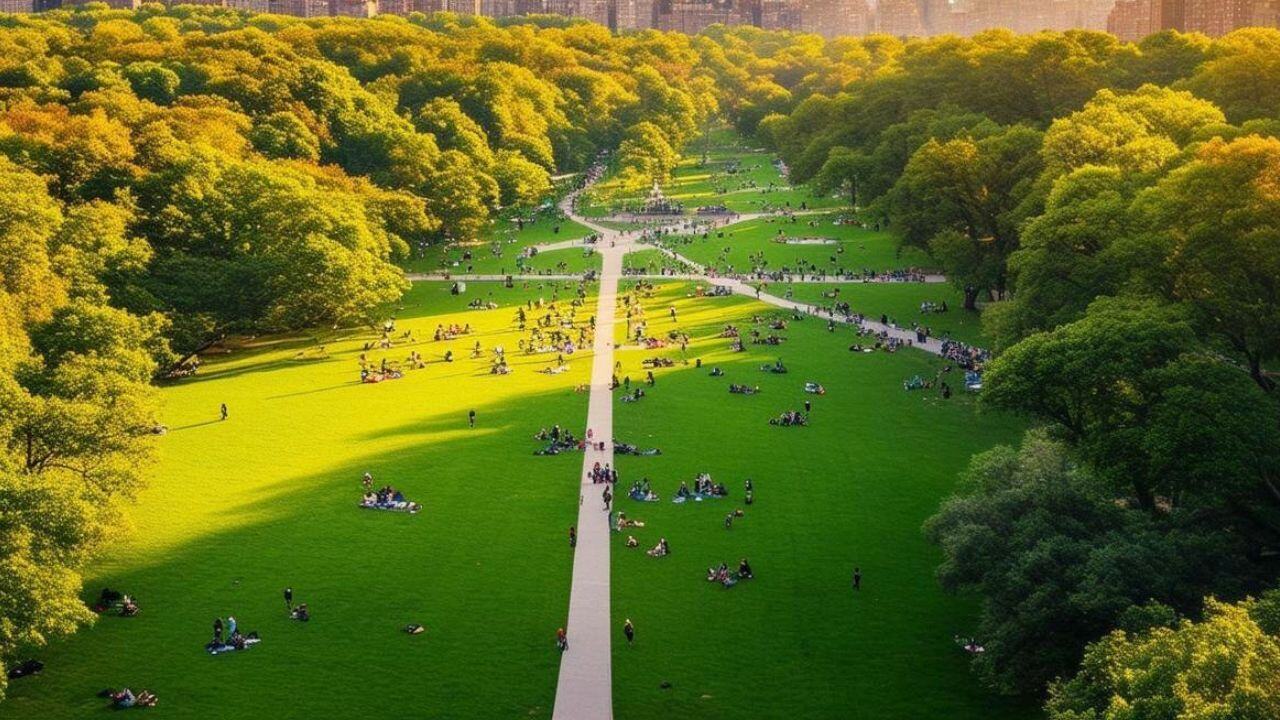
(403, 214), (600, 275)
(7, 130), (1031, 719)
(3, 281), (594, 720)
(767, 282), (991, 346)
(657, 212), (935, 276)
(580, 129), (845, 218)
(606, 282), (1029, 719)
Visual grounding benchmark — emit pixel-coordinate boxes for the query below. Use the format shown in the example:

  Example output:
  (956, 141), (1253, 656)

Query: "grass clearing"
(606, 282), (1028, 719)
(4, 281), (594, 720)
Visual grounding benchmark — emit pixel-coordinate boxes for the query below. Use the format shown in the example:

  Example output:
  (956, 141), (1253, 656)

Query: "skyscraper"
(877, 0), (927, 35)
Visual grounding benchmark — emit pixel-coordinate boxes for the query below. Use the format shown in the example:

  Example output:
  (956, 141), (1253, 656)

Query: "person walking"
(220, 403), (228, 421)
(623, 619), (635, 646)
(556, 627), (569, 652)
(804, 399), (812, 413)
(468, 409), (476, 428)
(602, 485), (613, 511)
(283, 587), (293, 611)
(569, 526), (577, 548)
(852, 567), (862, 591)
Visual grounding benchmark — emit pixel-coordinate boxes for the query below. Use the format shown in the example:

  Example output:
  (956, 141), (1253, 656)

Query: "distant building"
(799, 0), (871, 37)
(876, 0), (926, 35)
(1183, 0), (1254, 33)
(1107, 0), (1151, 38)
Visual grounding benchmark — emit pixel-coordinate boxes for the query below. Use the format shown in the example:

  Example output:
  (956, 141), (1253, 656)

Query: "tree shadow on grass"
(5, 386), (591, 720)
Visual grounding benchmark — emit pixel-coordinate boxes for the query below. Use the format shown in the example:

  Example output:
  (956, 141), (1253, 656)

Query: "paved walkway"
(409, 190), (967, 719)
(551, 194), (627, 720)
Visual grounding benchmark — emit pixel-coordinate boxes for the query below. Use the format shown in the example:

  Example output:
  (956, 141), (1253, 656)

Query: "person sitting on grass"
(647, 537), (670, 557)
(709, 366), (725, 377)
(620, 388), (645, 403)
(626, 535), (639, 548)
(761, 358), (787, 374)
(738, 558), (754, 579)
(290, 603), (310, 622)
(804, 381), (826, 395)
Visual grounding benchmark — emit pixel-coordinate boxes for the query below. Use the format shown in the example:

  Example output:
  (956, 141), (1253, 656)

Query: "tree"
(1046, 597), (1280, 720)
(992, 166), (1135, 347)
(891, 124), (1044, 308)
(1135, 135), (1280, 392)
(983, 298), (1280, 510)
(925, 432), (1261, 697)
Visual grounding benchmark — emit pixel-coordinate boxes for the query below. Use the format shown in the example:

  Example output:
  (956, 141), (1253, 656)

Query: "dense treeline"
(0, 5), (726, 692)
(733, 25), (1280, 712)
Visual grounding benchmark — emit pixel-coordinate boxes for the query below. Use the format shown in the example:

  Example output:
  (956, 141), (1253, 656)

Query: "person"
(226, 615), (237, 638)
(556, 627), (569, 652)
(291, 603), (310, 622)
(468, 409), (476, 428)
(602, 485), (612, 511)
(623, 619), (635, 646)
(804, 399), (812, 413)
(852, 567), (861, 591)
(220, 403), (228, 421)
(283, 587), (293, 611)
(213, 617), (223, 644)
(569, 526), (577, 548)
(724, 513), (734, 529)
(738, 558), (754, 579)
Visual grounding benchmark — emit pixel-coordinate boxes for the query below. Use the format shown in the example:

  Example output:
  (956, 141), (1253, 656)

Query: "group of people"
(533, 425), (582, 455)
(674, 474), (729, 501)
(627, 478), (660, 502)
(729, 384), (760, 395)
(207, 615), (260, 655)
(589, 461), (618, 484)
(706, 559), (754, 588)
(94, 588), (140, 617)
(769, 410), (808, 426)
(359, 473), (421, 514)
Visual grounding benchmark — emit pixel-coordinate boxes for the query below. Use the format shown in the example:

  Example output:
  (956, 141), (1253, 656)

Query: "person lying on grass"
(760, 358), (788, 374)
(360, 486), (421, 513)
(728, 384), (760, 395)
(614, 513), (645, 532)
(769, 410), (808, 426)
(614, 441), (661, 456)
(103, 688), (157, 708)
(709, 366), (725, 376)
(620, 388), (645, 403)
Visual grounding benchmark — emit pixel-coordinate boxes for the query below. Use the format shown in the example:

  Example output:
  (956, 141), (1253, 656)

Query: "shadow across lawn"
(3, 385), (588, 720)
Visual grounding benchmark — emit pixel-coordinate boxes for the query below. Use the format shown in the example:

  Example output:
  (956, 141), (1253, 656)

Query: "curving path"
(400, 186), (972, 720)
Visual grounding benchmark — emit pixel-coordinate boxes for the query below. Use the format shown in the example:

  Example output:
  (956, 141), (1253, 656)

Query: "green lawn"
(606, 282), (1030, 719)
(3, 281), (593, 720)
(766, 282), (991, 346)
(623, 248), (696, 275)
(580, 129), (845, 218)
(404, 214), (599, 275)
(656, 212), (935, 276)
